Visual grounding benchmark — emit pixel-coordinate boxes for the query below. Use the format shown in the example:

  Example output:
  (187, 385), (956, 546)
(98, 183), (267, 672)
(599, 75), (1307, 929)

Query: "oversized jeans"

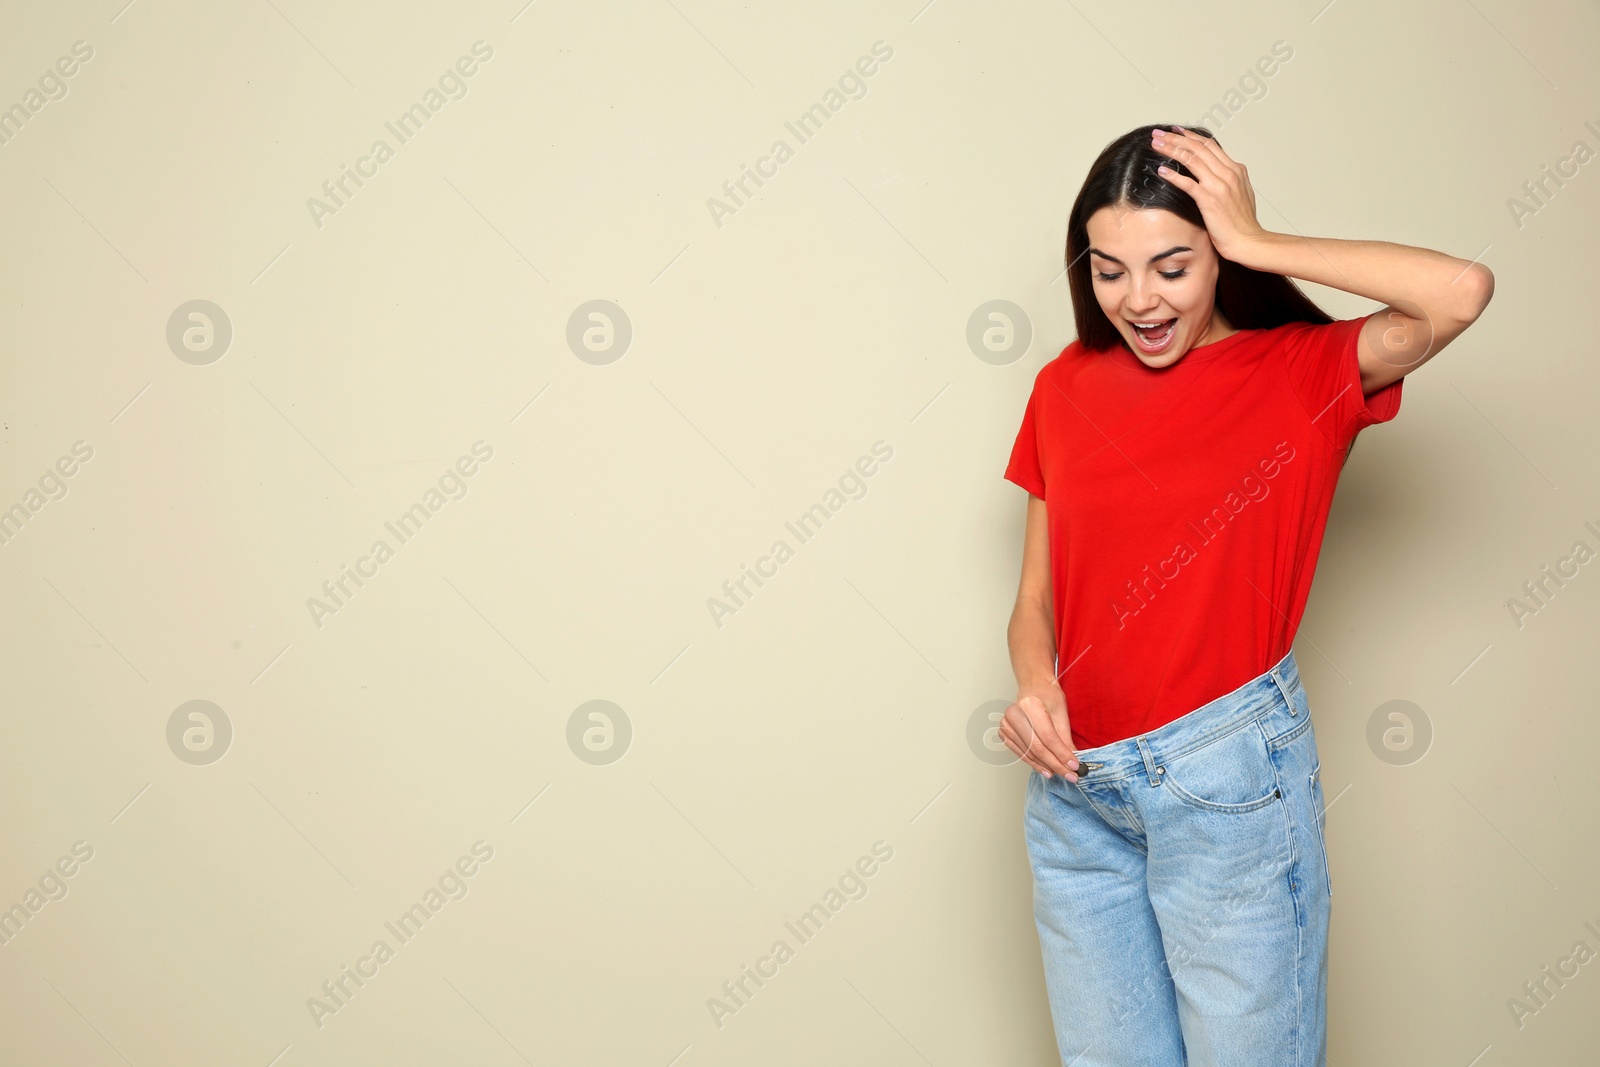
(1023, 649), (1331, 1067)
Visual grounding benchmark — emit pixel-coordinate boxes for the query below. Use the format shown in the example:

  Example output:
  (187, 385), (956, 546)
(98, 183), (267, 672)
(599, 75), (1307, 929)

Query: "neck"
(1194, 311), (1237, 347)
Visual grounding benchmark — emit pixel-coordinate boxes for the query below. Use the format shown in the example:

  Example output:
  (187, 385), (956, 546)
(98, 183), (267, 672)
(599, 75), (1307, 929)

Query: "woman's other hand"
(1150, 126), (1268, 262)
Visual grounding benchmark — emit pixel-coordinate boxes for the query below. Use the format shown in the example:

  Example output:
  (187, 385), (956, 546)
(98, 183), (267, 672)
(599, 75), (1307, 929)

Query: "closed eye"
(1095, 269), (1189, 282)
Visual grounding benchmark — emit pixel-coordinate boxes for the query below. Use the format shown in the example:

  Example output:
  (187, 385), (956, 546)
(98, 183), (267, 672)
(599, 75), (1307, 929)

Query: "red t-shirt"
(1003, 313), (1403, 750)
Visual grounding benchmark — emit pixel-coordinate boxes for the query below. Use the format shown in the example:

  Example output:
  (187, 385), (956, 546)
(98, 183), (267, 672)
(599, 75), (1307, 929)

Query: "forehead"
(1085, 206), (1201, 255)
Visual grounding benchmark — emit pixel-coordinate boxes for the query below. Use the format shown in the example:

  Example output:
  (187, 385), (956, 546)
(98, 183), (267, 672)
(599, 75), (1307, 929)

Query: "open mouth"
(1130, 317), (1177, 352)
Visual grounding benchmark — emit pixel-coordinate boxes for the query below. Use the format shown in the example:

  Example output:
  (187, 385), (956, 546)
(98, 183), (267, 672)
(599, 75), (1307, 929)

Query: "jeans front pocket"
(1158, 720), (1282, 814)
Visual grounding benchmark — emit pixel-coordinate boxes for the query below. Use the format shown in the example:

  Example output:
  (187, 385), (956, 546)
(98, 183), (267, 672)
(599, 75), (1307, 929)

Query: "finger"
(1153, 161), (1198, 193)
(998, 723), (1051, 777)
(1152, 128), (1237, 188)
(1162, 126), (1239, 177)
(999, 713), (1054, 774)
(1011, 696), (1084, 778)
(1021, 698), (1081, 772)
(1177, 127), (1245, 174)
(1002, 709), (1072, 778)
(1153, 131), (1226, 187)
(1017, 702), (1080, 777)
(1001, 732), (1051, 777)
(1030, 710), (1081, 777)
(1017, 694), (1081, 767)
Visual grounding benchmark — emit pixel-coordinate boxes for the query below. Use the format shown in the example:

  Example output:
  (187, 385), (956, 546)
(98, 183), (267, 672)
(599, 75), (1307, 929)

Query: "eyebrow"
(1086, 245), (1193, 266)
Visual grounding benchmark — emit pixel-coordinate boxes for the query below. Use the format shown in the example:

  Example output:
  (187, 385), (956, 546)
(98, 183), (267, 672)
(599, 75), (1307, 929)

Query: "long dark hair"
(1065, 124), (1331, 352)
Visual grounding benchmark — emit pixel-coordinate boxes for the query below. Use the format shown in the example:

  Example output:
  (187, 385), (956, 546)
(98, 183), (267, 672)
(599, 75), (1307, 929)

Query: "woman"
(999, 124), (1492, 1067)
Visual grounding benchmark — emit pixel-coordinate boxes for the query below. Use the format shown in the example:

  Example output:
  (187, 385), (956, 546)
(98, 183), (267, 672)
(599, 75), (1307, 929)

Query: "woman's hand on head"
(1150, 126), (1268, 262)
(1000, 686), (1081, 782)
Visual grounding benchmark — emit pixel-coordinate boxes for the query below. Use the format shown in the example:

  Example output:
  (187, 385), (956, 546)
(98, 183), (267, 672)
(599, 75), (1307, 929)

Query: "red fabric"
(1003, 314), (1402, 750)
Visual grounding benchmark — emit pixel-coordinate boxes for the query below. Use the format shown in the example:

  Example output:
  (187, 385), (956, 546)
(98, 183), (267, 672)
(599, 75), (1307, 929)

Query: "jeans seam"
(1160, 775), (1280, 814)
(1074, 783), (1145, 846)
(1146, 691), (1281, 770)
(1275, 757), (1305, 1067)
(1311, 761), (1333, 897)
(1267, 712), (1312, 752)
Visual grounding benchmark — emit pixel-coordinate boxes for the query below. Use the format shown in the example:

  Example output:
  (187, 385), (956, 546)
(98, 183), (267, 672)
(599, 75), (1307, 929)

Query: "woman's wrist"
(1217, 227), (1282, 270)
(1016, 674), (1062, 695)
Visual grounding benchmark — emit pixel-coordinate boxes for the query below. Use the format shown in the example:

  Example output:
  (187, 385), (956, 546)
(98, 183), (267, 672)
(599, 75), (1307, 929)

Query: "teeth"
(1133, 318), (1175, 349)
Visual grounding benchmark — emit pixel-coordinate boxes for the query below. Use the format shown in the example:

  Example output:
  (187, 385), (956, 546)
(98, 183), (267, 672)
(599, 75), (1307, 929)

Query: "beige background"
(0, 0), (1596, 1063)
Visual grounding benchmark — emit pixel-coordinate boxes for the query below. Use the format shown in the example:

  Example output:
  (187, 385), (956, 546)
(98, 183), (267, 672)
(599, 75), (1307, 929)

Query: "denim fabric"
(1023, 649), (1331, 1067)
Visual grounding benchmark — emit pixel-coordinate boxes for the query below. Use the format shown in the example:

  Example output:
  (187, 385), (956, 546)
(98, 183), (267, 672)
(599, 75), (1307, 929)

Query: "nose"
(1125, 275), (1160, 315)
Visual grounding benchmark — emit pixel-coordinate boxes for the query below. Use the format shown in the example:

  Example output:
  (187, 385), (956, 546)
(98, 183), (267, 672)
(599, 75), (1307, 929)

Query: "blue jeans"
(1023, 649), (1331, 1067)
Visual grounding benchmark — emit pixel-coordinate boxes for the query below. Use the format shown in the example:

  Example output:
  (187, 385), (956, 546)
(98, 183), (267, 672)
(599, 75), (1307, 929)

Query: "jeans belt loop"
(1270, 663), (1298, 716)
(1135, 737), (1162, 786)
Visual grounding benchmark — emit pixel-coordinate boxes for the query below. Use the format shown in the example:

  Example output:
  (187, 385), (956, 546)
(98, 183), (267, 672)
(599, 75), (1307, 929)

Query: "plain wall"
(1, 0), (1597, 1063)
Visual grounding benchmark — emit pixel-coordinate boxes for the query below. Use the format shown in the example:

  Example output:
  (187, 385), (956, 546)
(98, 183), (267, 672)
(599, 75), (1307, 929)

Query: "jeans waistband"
(1070, 649), (1305, 785)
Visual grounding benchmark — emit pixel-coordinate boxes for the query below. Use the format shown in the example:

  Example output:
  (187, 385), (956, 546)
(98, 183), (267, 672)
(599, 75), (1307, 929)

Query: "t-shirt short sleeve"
(1004, 378), (1047, 498)
(1282, 313), (1404, 452)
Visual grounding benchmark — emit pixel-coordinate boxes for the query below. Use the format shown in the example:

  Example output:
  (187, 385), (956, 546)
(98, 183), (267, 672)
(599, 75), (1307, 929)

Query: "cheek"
(1171, 279), (1210, 315)
(1092, 283), (1122, 316)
